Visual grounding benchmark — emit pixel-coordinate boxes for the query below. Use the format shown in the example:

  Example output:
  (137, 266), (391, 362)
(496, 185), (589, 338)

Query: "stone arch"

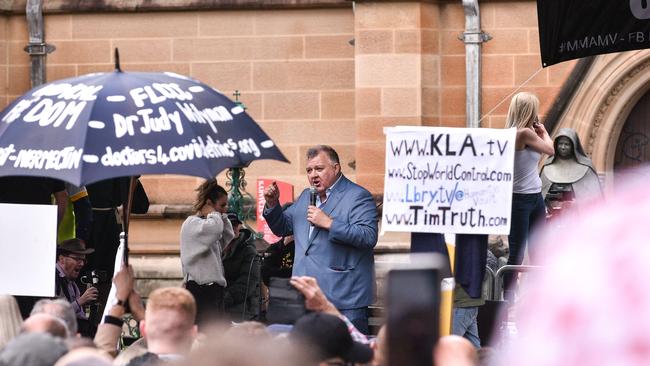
(554, 50), (650, 188)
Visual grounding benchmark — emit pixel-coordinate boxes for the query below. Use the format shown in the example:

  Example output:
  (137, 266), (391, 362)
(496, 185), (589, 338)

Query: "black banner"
(538, 0), (650, 66)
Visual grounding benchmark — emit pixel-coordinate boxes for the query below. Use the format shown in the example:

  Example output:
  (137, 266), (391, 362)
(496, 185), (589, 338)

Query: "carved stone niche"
(553, 50), (650, 190)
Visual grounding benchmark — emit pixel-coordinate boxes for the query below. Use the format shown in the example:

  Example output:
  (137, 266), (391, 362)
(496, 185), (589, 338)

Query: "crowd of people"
(1, 97), (643, 365)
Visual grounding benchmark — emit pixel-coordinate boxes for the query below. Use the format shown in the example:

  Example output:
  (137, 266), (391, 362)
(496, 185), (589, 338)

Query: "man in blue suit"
(263, 145), (378, 333)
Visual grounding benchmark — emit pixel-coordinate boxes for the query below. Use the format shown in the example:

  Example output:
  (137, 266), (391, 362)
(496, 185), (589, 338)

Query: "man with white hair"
(30, 298), (78, 337)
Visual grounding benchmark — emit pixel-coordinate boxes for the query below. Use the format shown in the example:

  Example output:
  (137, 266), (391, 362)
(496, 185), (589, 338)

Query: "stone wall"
(0, 1), (576, 251)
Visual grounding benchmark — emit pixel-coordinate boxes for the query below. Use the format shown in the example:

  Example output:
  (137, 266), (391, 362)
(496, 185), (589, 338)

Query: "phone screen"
(387, 268), (440, 366)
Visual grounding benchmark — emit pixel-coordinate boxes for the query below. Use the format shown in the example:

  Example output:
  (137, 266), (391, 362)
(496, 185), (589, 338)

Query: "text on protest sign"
(538, 0), (650, 66)
(382, 126), (515, 235)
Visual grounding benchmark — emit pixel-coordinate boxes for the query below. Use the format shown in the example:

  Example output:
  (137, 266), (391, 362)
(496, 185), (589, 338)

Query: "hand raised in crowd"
(128, 289), (146, 322)
(78, 286), (99, 306)
(290, 276), (339, 316)
(307, 206), (333, 230)
(114, 264), (134, 302)
(264, 181), (280, 208)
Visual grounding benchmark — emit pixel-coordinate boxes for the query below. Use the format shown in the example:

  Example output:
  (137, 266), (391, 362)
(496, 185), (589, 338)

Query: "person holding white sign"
(504, 92), (554, 296)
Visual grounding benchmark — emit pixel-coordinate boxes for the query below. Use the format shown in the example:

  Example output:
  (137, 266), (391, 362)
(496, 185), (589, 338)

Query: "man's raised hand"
(264, 181), (281, 208)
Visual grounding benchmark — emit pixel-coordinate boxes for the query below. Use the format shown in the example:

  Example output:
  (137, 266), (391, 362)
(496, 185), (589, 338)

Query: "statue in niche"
(540, 128), (603, 214)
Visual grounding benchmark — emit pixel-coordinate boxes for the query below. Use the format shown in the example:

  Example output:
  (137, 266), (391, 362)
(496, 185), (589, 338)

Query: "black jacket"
(261, 237), (295, 286)
(222, 228), (260, 320)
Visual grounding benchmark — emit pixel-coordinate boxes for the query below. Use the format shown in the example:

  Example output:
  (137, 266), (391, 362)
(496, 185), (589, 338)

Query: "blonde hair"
(506, 92), (539, 129)
(0, 294), (23, 349)
(146, 287), (197, 325)
(145, 287), (197, 345)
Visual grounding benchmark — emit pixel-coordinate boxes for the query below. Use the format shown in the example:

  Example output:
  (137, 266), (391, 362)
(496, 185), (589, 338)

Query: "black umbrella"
(0, 51), (289, 261)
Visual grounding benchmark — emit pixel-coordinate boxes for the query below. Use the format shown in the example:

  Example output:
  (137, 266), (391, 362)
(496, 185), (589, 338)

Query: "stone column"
(353, 1), (439, 193)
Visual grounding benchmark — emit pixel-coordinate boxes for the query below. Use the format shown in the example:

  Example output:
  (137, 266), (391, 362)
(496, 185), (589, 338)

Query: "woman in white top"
(504, 92), (554, 295)
(180, 180), (234, 327)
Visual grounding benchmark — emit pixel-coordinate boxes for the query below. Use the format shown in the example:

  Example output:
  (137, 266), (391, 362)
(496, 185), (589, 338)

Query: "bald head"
(54, 347), (112, 366)
(22, 313), (68, 339)
(434, 335), (478, 366)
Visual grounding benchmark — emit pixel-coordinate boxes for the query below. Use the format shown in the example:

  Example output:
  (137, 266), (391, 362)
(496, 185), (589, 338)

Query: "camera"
(80, 270), (109, 288)
(266, 277), (307, 325)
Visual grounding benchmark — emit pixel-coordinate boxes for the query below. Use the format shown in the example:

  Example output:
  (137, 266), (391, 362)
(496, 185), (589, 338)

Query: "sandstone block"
(253, 60), (354, 90)
(356, 54), (420, 87)
(322, 90), (355, 119)
(306, 35), (354, 59)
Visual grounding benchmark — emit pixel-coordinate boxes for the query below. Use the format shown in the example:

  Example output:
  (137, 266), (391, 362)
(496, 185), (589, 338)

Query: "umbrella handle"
(119, 231), (128, 266)
(121, 176), (138, 266)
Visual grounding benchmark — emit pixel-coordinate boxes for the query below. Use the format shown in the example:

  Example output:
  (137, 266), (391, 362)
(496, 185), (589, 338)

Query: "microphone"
(309, 186), (317, 206)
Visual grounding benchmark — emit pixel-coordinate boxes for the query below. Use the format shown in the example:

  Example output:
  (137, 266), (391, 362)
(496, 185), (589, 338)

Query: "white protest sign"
(382, 126), (516, 235)
(0, 203), (57, 296)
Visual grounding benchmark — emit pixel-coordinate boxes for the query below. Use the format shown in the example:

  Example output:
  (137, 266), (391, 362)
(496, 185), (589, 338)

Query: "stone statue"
(540, 128), (602, 208)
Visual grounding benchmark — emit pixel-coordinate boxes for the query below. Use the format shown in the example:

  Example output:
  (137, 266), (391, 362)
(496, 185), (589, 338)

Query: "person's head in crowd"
(21, 313), (68, 339)
(56, 238), (94, 281)
(305, 145), (342, 198)
(0, 332), (68, 366)
(498, 167), (650, 365)
(225, 321), (269, 339)
(0, 294), (22, 350)
(226, 212), (243, 238)
(506, 91), (539, 129)
(180, 331), (310, 366)
(370, 325), (387, 366)
(124, 351), (160, 366)
(65, 336), (97, 351)
(31, 299), (78, 337)
(290, 312), (373, 366)
(53, 347), (112, 366)
(192, 180), (228, 215)
(434, 335), (479, 366)
(140, 287), (197, 357)
(113, 337), (148, 366)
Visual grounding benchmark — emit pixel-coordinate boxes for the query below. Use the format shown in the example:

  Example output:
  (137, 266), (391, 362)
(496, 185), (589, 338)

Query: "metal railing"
(493, 265), (543, 301)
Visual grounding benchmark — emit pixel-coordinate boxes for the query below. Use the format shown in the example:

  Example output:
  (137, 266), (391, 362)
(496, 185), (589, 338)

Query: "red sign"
(256, 178), (294, 244)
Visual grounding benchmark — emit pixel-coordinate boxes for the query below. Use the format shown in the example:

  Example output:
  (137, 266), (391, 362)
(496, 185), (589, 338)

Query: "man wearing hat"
(290, 312), (374, 366)
(55, 238), (98, 337)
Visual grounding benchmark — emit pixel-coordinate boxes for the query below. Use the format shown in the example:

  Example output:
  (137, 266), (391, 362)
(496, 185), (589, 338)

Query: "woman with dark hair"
(180, 180), (233, 326)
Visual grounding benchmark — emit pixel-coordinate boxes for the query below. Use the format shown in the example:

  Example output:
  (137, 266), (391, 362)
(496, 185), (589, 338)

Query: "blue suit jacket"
(263, 175), (378, 310)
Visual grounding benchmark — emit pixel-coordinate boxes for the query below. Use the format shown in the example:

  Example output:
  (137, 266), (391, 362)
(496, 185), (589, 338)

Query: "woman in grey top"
(180, 180), (234, 327)
(504, 92), (554, 297)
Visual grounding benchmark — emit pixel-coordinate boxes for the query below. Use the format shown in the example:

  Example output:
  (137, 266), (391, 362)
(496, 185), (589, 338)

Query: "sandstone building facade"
(1, 0), (648, 257)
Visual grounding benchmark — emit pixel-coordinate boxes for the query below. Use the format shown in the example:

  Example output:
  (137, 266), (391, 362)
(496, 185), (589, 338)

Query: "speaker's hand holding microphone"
(307, 186), (332, 230)
(309, 185), (317, 206)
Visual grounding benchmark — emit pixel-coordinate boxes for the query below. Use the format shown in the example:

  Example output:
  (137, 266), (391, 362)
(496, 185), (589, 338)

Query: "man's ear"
(139, 320), (146, 338)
